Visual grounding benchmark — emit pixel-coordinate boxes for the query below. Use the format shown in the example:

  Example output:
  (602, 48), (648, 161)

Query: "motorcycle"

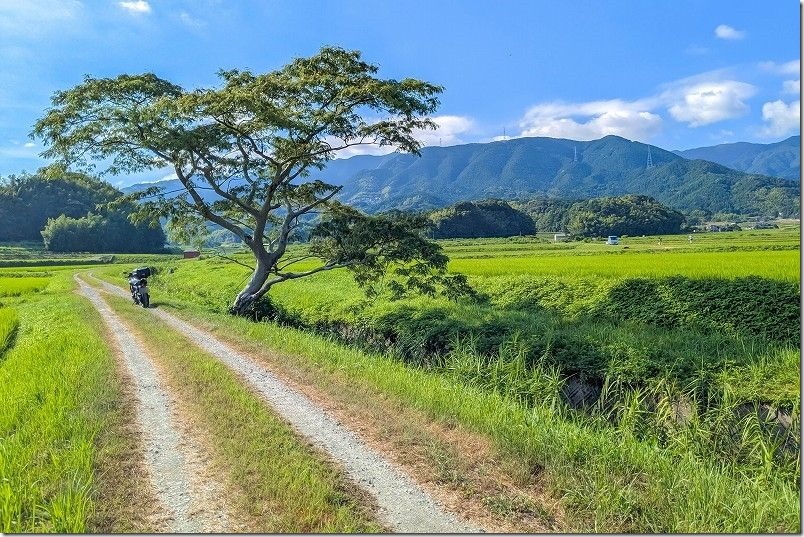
(128, 267), (151, 308)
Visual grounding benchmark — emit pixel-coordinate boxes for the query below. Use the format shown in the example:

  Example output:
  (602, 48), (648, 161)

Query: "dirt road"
(82, 275), (482, 533)
(77, 277), (232, 532)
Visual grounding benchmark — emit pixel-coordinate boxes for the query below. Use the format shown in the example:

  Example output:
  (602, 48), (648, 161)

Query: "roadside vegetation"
(0, 271), (148, 532)
(91, 225), (801, 532)
(103, 292), (382, 533)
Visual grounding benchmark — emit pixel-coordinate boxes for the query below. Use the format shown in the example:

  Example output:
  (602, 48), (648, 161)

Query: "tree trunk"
(229, 254), (270, 316)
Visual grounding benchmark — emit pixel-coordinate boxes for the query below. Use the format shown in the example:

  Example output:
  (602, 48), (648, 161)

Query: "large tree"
(34, 46), (469, 314)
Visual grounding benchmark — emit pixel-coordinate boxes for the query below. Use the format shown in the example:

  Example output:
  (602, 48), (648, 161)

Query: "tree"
(0, 165), (120, 241)
(34, 46), (470, 314)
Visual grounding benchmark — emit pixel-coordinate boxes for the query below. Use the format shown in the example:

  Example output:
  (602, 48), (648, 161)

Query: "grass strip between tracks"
(104, 292), (382, 533)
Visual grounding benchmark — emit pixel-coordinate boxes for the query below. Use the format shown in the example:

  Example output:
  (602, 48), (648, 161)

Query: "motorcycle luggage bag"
(133, 267), (151, 279)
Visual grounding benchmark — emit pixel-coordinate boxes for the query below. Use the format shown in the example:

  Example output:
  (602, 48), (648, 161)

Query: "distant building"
(183, 250), (200, 259)
(553, 232), (568, 242)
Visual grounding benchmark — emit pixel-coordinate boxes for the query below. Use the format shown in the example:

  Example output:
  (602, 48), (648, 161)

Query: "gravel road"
(77, 277), (231, 533)
(88, 275), (483, 533)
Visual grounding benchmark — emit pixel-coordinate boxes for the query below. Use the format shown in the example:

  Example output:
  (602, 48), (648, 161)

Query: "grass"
(0, 271), (156, 532)
(114, 291), (799, 532)
(0, 307), (18, 355)
(103, 292), (382, 533)
(0, 276), (51, 296)
(0, 274), (136, 532)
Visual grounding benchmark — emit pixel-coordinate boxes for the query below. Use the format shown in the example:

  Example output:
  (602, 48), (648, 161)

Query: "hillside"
(329, 135), (799, 216)
(124, 135), (801, 217)
(674, 136), (800, 181)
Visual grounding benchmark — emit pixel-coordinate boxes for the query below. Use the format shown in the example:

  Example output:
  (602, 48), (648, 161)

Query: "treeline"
(0, 167), (165, 253)
(429, 195), (686, 239)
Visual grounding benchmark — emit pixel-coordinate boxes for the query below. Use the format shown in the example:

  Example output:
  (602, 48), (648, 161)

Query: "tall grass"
(0, 282), (121, 532)
(136, 300), (800, 532)
(0, 308), (18, 356)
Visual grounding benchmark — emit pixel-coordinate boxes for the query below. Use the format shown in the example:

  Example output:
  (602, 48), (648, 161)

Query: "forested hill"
(124, 135), (801, 218)
(327, 135), (799, 217)
(674, 135), (800, 181)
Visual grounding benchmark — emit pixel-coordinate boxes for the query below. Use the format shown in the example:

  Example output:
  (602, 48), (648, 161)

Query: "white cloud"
(414, 115), (474, 147)
(760, 99), (801, 138)
(329, 115), (475, 158)
(516, 99), (662, 142)
(178, 11), (206, 29)
(783, 80), (800, 94)
(23, 142), (35, 148)
(662, 80), (756, 127)
(715, 24), (745, 40)
(119, 1), (151, 14)
(759, 60), (800, 76)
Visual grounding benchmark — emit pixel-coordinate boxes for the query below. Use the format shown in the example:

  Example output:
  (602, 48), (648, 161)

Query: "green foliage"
(0, 307), (18, 356)
(41, 211), (165, 253)
(510, 197), (575, 231)
(429, 200), (536, 238)
(591, 276), (800, 344)
(0, 167), (119, 241)
(565, 194), (685, 237)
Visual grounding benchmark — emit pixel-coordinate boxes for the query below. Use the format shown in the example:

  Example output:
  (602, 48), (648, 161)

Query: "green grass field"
(0, 271), (132, 532)
(2, 226), (801, 532)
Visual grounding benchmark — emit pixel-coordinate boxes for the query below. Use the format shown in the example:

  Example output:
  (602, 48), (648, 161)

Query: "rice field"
(0, 277), (51, 297)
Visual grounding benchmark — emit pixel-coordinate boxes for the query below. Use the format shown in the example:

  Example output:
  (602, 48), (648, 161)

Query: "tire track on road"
(88, 274), (483, 533)
(76, 277), (231, 533)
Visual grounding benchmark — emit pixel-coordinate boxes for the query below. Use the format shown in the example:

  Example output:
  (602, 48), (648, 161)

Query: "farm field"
(82, 226), (801, 532)
(2, 226), (801, 532)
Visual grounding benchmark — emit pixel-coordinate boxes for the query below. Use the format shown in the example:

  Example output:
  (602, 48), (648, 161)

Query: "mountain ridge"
(673, 135), (800, 180)
(123, 135), (801, 217)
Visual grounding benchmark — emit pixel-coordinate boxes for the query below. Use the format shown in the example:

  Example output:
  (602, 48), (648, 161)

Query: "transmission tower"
(646, 146), (654, 169)
(573, 145), (578, 162)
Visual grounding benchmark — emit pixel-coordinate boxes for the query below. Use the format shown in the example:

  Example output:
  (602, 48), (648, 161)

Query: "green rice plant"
(0, 277), (50, 297)
(0, 308), (18, 356)
(0, 282), (120, 532)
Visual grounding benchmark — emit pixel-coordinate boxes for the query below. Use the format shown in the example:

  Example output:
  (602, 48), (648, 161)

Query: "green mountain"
(122, 135), (801, 218)
(674, 136), (800, 181)
(328, 135), (799, 217)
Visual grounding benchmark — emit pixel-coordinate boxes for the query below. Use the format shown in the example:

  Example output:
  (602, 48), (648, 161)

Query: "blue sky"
(0, 0), (799, 186)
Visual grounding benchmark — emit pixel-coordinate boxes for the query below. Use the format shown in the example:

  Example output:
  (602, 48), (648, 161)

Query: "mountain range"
(123, 135), (801, 217)
(673, 135), (800, 181)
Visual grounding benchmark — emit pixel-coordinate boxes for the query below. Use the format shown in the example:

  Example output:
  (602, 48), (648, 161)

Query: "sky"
(0, 0), (800, 186)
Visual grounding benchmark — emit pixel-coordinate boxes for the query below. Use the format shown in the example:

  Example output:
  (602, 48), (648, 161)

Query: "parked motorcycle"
(128, 267), (151, 308)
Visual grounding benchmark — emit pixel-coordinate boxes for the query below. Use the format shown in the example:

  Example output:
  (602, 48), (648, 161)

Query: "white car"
(606, 235), (619, 245)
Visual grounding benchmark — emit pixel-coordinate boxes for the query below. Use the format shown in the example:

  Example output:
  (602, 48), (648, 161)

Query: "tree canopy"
(0, 166), (119, 241)
(33, 46), (468, 314)
(429, 200), (536, 239)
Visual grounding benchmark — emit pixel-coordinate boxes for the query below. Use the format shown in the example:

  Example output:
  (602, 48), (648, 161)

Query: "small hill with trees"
(563, 195), (685, 237)
(429, 200), (536, 238)
(0, 167), (166, 252)
(430, 195), (685, 238)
